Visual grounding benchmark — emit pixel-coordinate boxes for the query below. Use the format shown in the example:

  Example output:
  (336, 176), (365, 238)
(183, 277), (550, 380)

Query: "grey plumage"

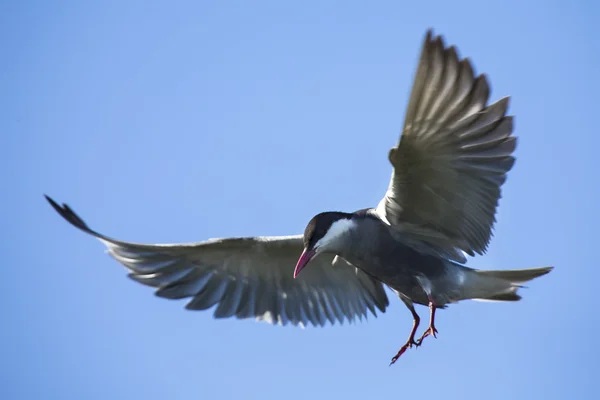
(299, 210), (551, 308)
(45, 29), (553, 364)
(377, 30), (516, 264)
(45, 196), (389, 328)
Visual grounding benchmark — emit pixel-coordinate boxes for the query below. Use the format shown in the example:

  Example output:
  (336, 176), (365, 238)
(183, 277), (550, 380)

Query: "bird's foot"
(389, 339), (419, 366)
(416, 298), (438, 346)
(416, 325), (438, 345)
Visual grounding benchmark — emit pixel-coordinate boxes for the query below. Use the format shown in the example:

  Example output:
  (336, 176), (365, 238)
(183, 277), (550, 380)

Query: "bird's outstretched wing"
(376, 29), (516, 263)
(45, 195), (389, 327)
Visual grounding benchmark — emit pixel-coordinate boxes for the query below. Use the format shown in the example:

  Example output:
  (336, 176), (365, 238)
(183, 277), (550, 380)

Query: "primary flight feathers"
(377, 30), (516, 264)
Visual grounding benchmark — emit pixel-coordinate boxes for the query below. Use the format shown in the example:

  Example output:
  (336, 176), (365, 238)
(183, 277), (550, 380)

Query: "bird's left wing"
(376, 29), (516, 263)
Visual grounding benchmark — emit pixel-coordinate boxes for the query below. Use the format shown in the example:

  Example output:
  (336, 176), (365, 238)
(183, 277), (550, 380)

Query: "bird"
(45, 29), (553, 365)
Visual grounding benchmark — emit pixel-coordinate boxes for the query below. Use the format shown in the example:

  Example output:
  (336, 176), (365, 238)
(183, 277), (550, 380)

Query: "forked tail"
(469, 266), (553, 302)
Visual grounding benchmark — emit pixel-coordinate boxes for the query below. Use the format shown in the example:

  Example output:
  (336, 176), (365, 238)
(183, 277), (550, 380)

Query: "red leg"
(417, 297), (439, 345)
(389, 305), (420, 366)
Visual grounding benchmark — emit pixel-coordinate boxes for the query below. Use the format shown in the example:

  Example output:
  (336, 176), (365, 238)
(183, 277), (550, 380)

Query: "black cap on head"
(303, 212), (351, 250)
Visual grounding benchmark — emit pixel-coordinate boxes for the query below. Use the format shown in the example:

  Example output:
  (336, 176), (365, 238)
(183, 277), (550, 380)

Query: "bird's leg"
(389, 304), (420, 366)
(417, 297), (438, 345)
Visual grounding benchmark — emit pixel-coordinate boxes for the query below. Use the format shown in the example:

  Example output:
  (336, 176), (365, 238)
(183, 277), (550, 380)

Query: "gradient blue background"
(3, 1), (598, 399)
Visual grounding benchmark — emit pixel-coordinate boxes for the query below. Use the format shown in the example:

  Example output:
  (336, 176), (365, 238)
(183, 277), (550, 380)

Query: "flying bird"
(45, 29), (553, 365)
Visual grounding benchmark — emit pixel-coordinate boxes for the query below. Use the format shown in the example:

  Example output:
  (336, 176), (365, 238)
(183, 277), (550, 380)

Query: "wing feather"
(377, 30), (516, 261)
(46, 195), (389, 327)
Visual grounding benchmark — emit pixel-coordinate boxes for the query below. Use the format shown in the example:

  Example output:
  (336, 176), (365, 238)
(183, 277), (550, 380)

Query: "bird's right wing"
(45, 196), (389, 327)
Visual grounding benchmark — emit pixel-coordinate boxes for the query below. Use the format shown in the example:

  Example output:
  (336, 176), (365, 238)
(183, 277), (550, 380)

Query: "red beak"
(294, 248), (316, 278)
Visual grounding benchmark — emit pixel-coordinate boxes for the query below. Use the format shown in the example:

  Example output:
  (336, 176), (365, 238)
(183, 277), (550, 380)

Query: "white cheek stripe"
(314, 218), (356, 249)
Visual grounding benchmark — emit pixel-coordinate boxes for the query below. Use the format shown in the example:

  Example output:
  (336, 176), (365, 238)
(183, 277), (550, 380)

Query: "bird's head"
(293, 211), (355, 278)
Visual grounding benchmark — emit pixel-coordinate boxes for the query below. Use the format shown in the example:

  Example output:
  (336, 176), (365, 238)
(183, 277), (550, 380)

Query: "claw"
(389, 298), (441, 364)
(389, 339), (419, 365)
(416, 325), (438, 345)
(389, 305), (421, 365)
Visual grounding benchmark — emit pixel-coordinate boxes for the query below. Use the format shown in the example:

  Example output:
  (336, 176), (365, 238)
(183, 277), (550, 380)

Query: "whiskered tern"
(46, 29), (553, 365)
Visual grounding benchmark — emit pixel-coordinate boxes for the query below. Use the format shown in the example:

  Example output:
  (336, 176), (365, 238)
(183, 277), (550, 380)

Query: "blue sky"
(3, 1), (598, 399)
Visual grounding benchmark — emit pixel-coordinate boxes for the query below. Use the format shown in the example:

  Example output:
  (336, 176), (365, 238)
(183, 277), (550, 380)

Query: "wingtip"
(44, 193), (91, 233)
(423, 29), (453, 55)
(424, 28), (434, 40)
(422, 28), (437, 52)
(43, 193), (59, 209)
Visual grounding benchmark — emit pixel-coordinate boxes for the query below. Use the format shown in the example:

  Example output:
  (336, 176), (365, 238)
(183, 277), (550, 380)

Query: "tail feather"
(474, 292), (522, 302)
(476, 266), (553, 284)
(467, 266), (553, 303)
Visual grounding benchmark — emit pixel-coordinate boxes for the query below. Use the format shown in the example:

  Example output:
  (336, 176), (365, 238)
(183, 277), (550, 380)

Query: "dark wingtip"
(425, 28), (434, 40)
(44, 194), (91, 232)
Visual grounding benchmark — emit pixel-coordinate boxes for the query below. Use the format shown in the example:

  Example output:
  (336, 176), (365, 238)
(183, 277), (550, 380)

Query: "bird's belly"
(373, 269), (431, 306)
(343, 254), (431, 306)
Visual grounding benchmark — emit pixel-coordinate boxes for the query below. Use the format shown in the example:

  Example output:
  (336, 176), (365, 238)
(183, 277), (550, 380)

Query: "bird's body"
(45, 29), (553, 364)
(311, 210), (452, 307)
(301, 210), (548, 308)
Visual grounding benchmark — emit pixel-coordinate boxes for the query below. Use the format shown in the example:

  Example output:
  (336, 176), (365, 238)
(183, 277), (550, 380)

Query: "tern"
(46, 29), (553, 364)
